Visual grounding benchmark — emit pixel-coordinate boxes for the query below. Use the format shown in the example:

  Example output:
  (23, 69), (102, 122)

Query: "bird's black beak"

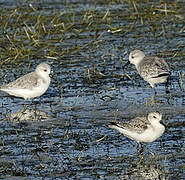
(122, 61), (130, 70)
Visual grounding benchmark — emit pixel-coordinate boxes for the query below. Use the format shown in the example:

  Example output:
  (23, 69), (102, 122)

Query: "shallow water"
(0, 0), (185, 179)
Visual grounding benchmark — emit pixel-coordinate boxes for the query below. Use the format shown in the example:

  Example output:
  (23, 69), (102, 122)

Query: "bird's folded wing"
(109, 117), (149, 134)
(0, 72), (39, 89)
(139, 57), (170, 78)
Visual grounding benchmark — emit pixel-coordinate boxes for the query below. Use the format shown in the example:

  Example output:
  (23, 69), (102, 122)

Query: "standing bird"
(0, 63), (51, 100)
(108, 112), (165, 143)
(128, 50), (170, 91)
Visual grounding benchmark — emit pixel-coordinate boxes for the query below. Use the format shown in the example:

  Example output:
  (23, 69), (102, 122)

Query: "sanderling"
(108, 112), (165, 143)
(128, 50), (170, 88)
(0, 63), (51, 99)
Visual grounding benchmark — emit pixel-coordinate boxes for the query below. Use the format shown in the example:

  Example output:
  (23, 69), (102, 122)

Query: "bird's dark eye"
(131, 55), (134, 58)
(44, 69), (47, 72)
(153, 116), (156, 118)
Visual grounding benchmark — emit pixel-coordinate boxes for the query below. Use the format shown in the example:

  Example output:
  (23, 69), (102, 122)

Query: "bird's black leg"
(165, 76), (171, 94)
(136, 142), (144, 155)
(153, 87), (157, 95)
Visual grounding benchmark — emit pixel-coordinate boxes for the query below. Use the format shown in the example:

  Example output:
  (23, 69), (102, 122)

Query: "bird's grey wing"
(1, 72), (40, 89)
(139, 57), (170, 78)
(109, 117), (149, 134)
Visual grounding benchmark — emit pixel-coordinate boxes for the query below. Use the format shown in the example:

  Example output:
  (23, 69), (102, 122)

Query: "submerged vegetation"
(0, 0), (184, 66)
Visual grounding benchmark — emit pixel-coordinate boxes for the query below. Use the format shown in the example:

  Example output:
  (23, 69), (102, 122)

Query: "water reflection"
(6, 107), (50, 122)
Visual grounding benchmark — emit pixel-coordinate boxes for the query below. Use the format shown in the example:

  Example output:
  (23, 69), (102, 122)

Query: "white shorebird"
(108, 112), (165, 143)
(128, 50), (170, 89)
(0, 63), (51, 100)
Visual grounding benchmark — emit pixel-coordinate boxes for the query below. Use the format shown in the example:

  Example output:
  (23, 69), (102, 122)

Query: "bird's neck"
(150, 121), (164, 130)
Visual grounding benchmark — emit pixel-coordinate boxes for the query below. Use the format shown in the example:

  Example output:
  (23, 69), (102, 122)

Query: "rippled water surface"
(0, 0), (185, 179)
